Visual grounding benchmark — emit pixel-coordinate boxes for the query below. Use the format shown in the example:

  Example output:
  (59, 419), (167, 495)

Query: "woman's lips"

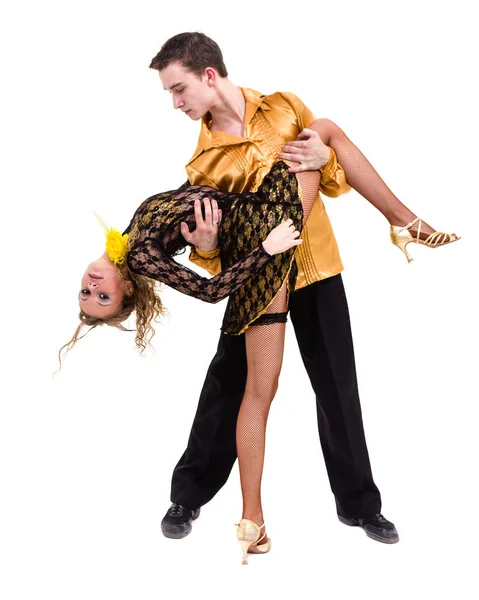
(89, 273), (103, 280)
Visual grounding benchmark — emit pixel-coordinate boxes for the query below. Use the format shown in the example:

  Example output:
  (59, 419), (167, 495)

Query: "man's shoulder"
(262, 90), (307, 112)
(242, 87), (304, 109)
(264, 90), (303, 100)
(261, 90), (315, 130)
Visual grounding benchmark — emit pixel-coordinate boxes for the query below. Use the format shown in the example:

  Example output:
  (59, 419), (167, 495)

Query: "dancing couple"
(64, 32), (459, 564)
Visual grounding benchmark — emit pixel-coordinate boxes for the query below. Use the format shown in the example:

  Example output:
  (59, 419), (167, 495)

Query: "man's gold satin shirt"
(186, 88), (351, 290)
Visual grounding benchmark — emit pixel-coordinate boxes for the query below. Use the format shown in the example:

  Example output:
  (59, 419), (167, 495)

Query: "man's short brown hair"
(149, 32), (228, 77)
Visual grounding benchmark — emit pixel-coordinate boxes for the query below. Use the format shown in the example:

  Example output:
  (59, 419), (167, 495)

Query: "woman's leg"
(310, 119), (438, 237)
(237, 288), (287, 534)
(236, 168), (321, 537)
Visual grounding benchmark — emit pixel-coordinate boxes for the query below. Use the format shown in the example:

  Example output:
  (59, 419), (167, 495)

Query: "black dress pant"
(170, 274), (381, 518)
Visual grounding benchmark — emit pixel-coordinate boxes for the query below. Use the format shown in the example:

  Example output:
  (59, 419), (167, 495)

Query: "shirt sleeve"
(127, 238), (272, 304)
(277, 93), (351, 198)
(277, 91), (317, 131)
(183, 168), (223, 271)
(188, 247), (222, 275)
(319, 147), (351, 198)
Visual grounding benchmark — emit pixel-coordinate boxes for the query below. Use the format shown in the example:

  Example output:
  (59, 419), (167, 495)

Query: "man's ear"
(204, 67), (217, 86)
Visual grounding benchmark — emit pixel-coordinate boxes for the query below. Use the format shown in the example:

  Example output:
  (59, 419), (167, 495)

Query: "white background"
(1, 0), (478, 598)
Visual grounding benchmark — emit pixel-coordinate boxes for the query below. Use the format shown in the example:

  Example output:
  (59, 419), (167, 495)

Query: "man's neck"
(208, 80), (246, 137)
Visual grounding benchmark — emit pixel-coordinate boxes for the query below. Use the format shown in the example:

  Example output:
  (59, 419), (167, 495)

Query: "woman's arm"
(127, 238), (272, 304)
(127, 217), (301, 303)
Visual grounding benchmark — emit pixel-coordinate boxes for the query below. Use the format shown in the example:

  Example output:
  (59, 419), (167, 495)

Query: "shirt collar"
(187, 87), (270, 165)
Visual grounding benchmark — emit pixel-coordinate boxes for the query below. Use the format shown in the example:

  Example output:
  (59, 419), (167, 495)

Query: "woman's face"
(79, 254), (127, 318)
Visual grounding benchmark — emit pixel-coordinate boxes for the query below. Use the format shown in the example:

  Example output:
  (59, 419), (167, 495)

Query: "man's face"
(159, 61), (216, 121)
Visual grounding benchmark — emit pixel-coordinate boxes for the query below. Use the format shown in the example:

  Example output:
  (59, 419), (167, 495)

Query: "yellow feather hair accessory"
(94, 212), (129, 266)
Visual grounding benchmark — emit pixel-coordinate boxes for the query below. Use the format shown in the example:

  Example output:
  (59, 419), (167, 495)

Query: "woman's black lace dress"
(124, 161), (303, 334)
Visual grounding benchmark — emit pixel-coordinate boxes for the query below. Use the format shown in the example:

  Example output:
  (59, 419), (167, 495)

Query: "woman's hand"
(262, 219), (302, 255)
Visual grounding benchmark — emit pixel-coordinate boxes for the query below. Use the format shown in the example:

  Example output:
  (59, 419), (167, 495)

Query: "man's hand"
(278, 128), (331, 173)
(180, 197), (222, 252)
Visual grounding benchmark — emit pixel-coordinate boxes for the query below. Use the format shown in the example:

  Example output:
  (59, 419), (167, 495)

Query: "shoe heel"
(236, 518), (269, 565)
(394, 239), (414, 263)
(238, 539), (252, 565)
(338, 515), (356, 526)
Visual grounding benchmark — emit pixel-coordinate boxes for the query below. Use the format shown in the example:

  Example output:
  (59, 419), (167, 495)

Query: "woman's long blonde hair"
(57, 260), (166, 370)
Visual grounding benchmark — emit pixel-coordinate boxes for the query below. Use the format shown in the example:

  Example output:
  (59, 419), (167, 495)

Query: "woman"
(62, 161), (309, 360)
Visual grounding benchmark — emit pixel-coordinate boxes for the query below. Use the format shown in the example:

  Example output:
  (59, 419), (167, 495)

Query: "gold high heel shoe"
(390, 217), (460, 263)
(236, 519), (271, 565)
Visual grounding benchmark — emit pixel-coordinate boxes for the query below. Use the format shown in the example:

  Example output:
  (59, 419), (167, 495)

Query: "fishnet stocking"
(237, 319), (286, 527)
(236, 168), (319, 528)
(309, 119), (437, 238)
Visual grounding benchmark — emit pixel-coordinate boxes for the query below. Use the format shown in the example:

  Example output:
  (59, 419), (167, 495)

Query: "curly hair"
(57, 261), (166, 371)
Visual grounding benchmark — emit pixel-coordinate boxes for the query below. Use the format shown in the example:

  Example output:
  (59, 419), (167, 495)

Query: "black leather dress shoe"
(338, 513), (399, 544)
(161, 503), (201, 539)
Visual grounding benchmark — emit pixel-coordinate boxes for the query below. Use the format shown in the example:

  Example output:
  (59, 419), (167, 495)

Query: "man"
(150, 32), (399, 544)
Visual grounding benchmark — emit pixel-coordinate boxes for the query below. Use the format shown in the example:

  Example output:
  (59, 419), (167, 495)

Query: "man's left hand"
(180, 197), (222, 251)
(278, 128), (331, 173)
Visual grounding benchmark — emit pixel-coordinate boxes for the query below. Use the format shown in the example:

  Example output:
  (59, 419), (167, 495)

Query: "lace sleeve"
(127, 238), (272, 304)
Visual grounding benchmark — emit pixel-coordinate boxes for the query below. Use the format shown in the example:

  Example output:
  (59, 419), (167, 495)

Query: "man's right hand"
(278, 128), (331, 173)
(180, 198), (222, 252)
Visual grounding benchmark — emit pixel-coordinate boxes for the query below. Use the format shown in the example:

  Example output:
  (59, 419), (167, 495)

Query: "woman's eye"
(99, 293), (110, 301)
(80, 289), (90, 296)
